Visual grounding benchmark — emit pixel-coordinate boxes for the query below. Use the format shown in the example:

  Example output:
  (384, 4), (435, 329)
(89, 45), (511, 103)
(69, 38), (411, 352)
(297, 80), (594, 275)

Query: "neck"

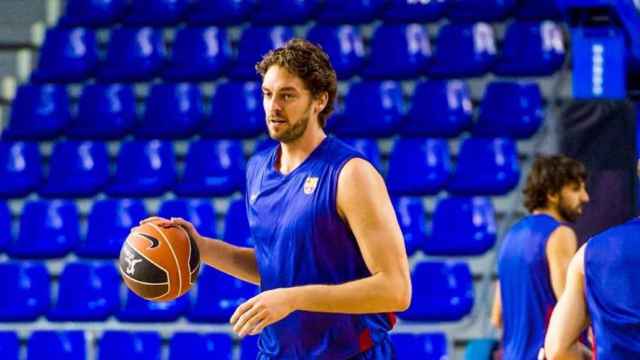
(533, 207), (565, 222)
(277, 127), (326, 175)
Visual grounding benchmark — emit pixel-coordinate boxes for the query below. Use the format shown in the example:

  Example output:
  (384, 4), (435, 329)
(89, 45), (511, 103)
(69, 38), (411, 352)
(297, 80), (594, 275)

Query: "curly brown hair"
(523, 155), (588, 212)
(255, 38), (337, 128)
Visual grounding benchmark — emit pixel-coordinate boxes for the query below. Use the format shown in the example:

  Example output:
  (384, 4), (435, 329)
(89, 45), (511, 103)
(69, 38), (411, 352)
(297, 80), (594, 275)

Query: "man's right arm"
(547, 226), (578, 299)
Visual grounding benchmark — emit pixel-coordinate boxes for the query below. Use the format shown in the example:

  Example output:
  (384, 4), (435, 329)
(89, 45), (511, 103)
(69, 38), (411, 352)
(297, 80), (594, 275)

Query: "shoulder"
(547, 225), (578, 255)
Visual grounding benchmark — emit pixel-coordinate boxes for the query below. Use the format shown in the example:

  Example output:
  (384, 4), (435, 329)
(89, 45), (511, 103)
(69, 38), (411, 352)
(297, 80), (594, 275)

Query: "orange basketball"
(118, 219), (200, 302)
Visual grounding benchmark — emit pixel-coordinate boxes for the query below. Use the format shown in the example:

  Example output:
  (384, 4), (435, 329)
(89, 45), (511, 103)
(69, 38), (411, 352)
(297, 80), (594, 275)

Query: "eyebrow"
(262, 86), (300, 93)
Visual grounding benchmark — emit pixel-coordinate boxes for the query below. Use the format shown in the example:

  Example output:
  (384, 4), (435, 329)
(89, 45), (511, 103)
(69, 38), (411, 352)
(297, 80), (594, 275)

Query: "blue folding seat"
(8, 200), (79, 258)
(392, 333), (448, 360)
(0, 202), (9, 252)
(427, 197), (496, 255)
(99, 331), (161, 360)
(387, 138), (451, 196)
(314, 0), (384, 24)
(514, 0), (561, 20)
(99, 27), (166, 82)
(229, 26), (294, 80)
(399, 261), (473, 321)
(106, 140), (176, 197)
(252, 0), (319, 25)
(157, 198), (217, 238)
(118, 289), (190, 322)
(223, 197), (252, 247)
(175, 140), (246, 197)
(31, 27), (98, 83)
(169, 333), (233, 360)
(187, 0), (256, 26)
(48, 262), (120, 321)
(381, 0), (448, 23)
(240, 335), (259, 360)
(202, 81), (266, 138)
(342, 138), (382, 173)
(402, 80), (472, 138)
(393, 197), (427, 257)
(494, 21), (565, 76)
(362, 24), (431, 79)
(0, 262), (49, 321)
(77, 199), (147, 258)
(473, 82), (544, 139)
(447, 138), (520, 195)
(59, 0), (128, 27)
(447, 0), (516, 22)
(0, 332), (19, 360)
(306, 25), (365, 79)
(189, 266), (257, 322)
(39, 141), (109, 198)
(27, 331), (85, 360)
(5, 84), (70, 140)
(68, 84), (136, 139)
(0, 141), (41, 198)
(331, 81), (403, 138)
(164, 27), (233, 81)
(124, 0), (189, 26)
(135, 83), (203, 139)
(430, 23), (497, 78)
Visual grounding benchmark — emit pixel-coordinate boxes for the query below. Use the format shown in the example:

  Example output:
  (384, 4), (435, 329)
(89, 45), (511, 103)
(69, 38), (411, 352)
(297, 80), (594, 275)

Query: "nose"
(581, 189), (590, 203)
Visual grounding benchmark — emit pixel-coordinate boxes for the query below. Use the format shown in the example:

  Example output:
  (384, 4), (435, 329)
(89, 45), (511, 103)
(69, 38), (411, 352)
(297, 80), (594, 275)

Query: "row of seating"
(0, 137), (521, 199)
(0, 330), (447, 359)
(0, 260), (472, 323)
(31, 21), (565, 83)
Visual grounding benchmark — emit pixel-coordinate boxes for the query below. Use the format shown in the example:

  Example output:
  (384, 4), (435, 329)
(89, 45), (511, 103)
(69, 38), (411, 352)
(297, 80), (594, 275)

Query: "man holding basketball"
(491, 155), (590, 360)
(149, 39), (411, 359)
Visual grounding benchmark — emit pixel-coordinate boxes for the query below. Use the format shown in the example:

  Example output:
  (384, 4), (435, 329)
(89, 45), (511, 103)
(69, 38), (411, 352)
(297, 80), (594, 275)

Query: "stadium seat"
(175, 140), (246, 197)
(514, 0), (561, 20)
(135, 83), (203, 139)
(164, 26), (233, 81)
(240, 335), (259, 360)
(331, 81), (403, 138)
(189, 266), (257, 322)
(77, 199), (147, 258)
(430, 23), (497, 78)
(27, 331), (85, 360)
(48, 262), (120, 321)
(5, 84), (70, 140)
(387, 138), (451, 196)
(473, 82), (544, 139)
(252, 0), (318, 25)
(465, 339), (499, 360)
(495, 21), (564, 76)
(39, 141), (109, 198)
(362, 24), (431, 79)
(0, 332), (18, 360)
(427, 197), (496, 255)
(393, 197), (427, 257)
(0, 141), (42, 198)
(59, 0), (128, 27)
(157, 198), (217, 238)
(223, 197), (252, 247)
(99, 331), (161, 360)
(306, 25), (365, 79)
(447, 0), (516, 22)
(118, 289), (190, 322)
(314, 0), (384, 24)
(8, 200), (79, 258)
(0, 202), (9, 252)
(381, 0), (447, 23)
(447, 138), (521, 195)
(0, 262), (49, 321)
(342, 138), (382, 173)
(123, 0), (189, 26)
(391, 333), (448, 360)
(98, 27), (166, 82)
(187, 0), (256, 25)
(169, 333), (233, 360)
(202, 81), (266, 138)
(68, 83), (136, 139)
(106, 140), (176, 197)
(229, 26), (294, 80)
(31, 27), (98, 83)
(399, 261), (474, 321)
(402, 80), (472, 138)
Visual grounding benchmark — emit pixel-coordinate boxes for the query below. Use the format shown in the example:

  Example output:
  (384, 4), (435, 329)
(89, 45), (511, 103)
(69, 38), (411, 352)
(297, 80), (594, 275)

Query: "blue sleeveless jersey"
(245, 136), (396, 359)
(497, 214), (561, 360)
(585, 218), (640, 359)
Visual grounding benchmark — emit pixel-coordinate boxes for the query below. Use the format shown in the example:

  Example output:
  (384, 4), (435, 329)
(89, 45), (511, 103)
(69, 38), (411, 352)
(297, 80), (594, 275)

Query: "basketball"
(118, 219), (200, 302)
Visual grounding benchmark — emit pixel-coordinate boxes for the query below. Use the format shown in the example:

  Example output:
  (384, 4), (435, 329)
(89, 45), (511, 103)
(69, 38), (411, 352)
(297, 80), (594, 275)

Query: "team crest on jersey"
(303, 177), (319, 195)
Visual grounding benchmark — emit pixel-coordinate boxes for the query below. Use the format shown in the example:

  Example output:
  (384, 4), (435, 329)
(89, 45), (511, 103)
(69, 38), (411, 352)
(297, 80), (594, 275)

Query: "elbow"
(392, 276), (412, 312)
(544, 338), (567, 360)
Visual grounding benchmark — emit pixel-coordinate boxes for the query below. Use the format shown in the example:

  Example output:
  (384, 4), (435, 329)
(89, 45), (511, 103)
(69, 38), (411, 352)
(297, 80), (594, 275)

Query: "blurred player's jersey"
(246, 136), (395, 359)
(498, 214), (560, 360)
(585, 218), (640, 359)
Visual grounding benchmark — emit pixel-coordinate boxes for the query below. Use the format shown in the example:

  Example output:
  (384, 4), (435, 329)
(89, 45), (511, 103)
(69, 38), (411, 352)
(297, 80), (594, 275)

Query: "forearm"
(197, 236), (260, 285)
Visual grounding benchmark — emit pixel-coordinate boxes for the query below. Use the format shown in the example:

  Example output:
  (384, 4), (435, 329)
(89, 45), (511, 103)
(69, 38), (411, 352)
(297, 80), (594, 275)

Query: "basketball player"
(491, 155), (590, 360)
(147, 39), (411, 359)
(544, 218), (640, 359)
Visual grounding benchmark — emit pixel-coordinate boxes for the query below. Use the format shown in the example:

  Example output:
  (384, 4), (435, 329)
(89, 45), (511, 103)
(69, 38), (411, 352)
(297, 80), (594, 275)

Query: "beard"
(268, 105), (311, 144)
(557, 196), (583, 222)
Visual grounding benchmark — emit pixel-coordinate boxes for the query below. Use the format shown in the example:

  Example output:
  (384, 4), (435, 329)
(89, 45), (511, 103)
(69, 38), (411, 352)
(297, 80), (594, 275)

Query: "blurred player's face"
(554, 181), (589, 222)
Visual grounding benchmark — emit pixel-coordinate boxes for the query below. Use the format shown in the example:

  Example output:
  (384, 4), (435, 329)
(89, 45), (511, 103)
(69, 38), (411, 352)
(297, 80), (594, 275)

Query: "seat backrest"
(169, 333), (232, 360)
(363, 24), (431, 79)
(223, 197), (252, 247)
(27, 331), (86, 360)
(0, 141), (42, 198)
(381, 0), (447, 23)
(158, 198), (218, 238)
(60, 0), (128, 27)
(124, 0), (190, 26)
(99, 331), (161, 360)
(306, 25), (365, 79)
(0, 332), (19, 360)
(70, 83), (136, 139)
(230, 26), (293, 80)
(187, 0), (256, 25)
(392, 197), (427, 256)
(7, 84), (70, 140)
(165, 26), (232, 81)
(204, 81), (266, 138)
(341, 138), (382, 172)
(118, 289), (190, 322)
(0, 262), (50, 321)
(100, 27), (166, 82)
(447, 0), (516, 22)
(391, 333), (448, 360)
(137, 83), (203, 139)
(387, 138), (451, 196)
(32, 27), (98, 82)
(431, 23), (497, 78)
(0, 202), (10, 251)
(109, 140), (176, 196)
(252, 0), (319, 25)
(315, 0), (384, 24)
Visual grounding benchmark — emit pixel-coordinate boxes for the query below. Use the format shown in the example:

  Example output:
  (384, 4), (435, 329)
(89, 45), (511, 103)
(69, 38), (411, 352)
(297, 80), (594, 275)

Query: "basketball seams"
(148, 222), (183, 297)
(121, 237), (171, 300)
(176, 225), (196, 284)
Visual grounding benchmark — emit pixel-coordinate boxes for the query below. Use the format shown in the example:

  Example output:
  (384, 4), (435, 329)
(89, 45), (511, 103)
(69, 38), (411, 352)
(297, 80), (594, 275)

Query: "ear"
(314, 92), (329, 115)
(547, 191), (559, 206)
